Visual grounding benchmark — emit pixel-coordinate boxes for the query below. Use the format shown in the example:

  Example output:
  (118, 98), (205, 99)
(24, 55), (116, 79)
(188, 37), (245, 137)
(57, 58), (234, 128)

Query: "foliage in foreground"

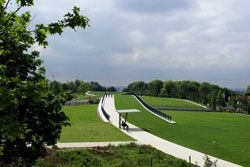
(36, 143), (196, 167)
(0, 0), (89, 164)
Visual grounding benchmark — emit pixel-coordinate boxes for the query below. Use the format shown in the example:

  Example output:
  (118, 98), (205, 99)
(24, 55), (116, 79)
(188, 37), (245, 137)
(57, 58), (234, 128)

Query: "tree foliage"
(246, 85), (250, 95)
(49, 80), (110, 94)
(0, 0), (89, 164)
(107, 86), (116, 92)
(89, 81), (107, 91)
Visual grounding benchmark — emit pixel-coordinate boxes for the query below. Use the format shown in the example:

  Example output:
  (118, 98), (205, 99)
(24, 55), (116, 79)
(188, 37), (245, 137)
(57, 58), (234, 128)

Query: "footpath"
(56, 141), (140, 148)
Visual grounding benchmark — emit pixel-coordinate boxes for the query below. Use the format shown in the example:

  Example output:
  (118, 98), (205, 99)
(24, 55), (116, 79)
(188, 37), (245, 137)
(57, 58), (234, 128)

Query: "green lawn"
(140, 95), (203, 108)
(36, 143), (196, 167)
(60, 104), (133, 142)
(115, 94), (250, 166)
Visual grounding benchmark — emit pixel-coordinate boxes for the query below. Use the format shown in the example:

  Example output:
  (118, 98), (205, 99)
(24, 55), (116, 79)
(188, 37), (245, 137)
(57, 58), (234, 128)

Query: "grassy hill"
(140, 96), (204, 109)
(115, 94), (250, 166)
(60, 104), (133, 142)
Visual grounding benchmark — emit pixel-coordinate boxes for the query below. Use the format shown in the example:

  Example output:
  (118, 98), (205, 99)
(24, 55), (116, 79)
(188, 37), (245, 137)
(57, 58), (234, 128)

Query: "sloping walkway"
(103, 96), (241, 167)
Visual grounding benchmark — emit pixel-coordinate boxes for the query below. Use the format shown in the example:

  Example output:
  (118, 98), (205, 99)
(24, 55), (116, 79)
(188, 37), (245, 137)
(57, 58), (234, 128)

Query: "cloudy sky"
(28, 0), (250, 88)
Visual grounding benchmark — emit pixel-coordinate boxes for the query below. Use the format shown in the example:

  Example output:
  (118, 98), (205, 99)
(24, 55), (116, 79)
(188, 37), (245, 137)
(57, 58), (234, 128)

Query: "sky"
(26, 0), (250, 88)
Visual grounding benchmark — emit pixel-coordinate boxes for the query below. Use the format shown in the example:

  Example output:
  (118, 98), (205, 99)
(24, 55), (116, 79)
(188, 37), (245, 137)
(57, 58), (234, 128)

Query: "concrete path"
(85, 91), (96, 96)
(104, 96), (241, 167)
(184, 99), (209, 109)
(56, 141), (139, 148)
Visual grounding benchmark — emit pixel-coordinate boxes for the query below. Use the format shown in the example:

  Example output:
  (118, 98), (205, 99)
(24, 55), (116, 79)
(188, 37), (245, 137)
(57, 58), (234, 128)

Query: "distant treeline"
(49, 80), (116, 94)
(124, 80), (250, 114)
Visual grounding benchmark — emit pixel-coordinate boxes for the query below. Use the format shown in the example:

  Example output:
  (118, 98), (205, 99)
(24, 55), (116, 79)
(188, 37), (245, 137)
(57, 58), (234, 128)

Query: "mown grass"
(36, 143), (195, 167)
(115, 94), (250, 166)
(141, 95), (203, 108)
(60, 104), (133, 142)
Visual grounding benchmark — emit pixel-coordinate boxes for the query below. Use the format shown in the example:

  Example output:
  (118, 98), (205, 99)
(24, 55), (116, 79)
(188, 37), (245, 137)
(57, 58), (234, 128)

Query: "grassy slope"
(115, 94), (250, 166)
(141, 95), (203, 108)
(60, 104), (133, 142)
(37, 144), (196, 167)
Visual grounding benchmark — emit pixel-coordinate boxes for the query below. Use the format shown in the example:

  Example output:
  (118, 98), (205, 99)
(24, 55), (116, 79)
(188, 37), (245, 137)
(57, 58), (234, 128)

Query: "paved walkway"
(104, 96), (241, 167)
(85, 91), (96, 96)
(56, 141), (139, 148)
(184, 99), (209, 109)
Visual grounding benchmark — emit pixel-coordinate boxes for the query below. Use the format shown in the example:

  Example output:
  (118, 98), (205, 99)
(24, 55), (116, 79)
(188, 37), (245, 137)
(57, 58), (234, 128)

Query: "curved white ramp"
(97, 97), (109, 122)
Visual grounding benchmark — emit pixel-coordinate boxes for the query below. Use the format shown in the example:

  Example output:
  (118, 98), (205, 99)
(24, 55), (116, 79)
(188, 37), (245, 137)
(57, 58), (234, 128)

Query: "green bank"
(115, 94), (250, 166)
(60, 104), (133, 142)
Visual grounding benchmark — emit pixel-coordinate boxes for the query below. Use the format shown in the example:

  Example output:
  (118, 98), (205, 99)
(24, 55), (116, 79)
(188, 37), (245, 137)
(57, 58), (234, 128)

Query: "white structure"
(97, 97), (109, 122)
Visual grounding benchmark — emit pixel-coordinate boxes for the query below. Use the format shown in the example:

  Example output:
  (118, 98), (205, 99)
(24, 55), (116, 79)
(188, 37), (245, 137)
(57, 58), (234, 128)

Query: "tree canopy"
(0, 0), (89, 165)
(246, 85), (250, 95)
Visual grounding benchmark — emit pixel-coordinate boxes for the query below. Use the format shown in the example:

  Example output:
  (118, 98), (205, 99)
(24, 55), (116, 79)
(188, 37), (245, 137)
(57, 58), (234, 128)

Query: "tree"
(246, 86), (250, 114)
(216, 90), (225, 111)
(67, 81), (78, 93)
(49, 80), (63, 94)
(89, 81), (106, 91)
(78, 81), (90, 94)
(107, 86), (116, 92)
(246, 85), (250, 95)
(160, 80), (178, 97)
(147, 80), (163, 96)
(0, 0), (89, 164)
(127, 81), (147, 95)
(199, 82), (212, 105)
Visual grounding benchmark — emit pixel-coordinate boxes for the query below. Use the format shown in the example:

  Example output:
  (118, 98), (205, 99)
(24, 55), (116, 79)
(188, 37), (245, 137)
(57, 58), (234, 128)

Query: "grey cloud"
(31, 0), (250, 88)
(115, 0), (192, 14)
